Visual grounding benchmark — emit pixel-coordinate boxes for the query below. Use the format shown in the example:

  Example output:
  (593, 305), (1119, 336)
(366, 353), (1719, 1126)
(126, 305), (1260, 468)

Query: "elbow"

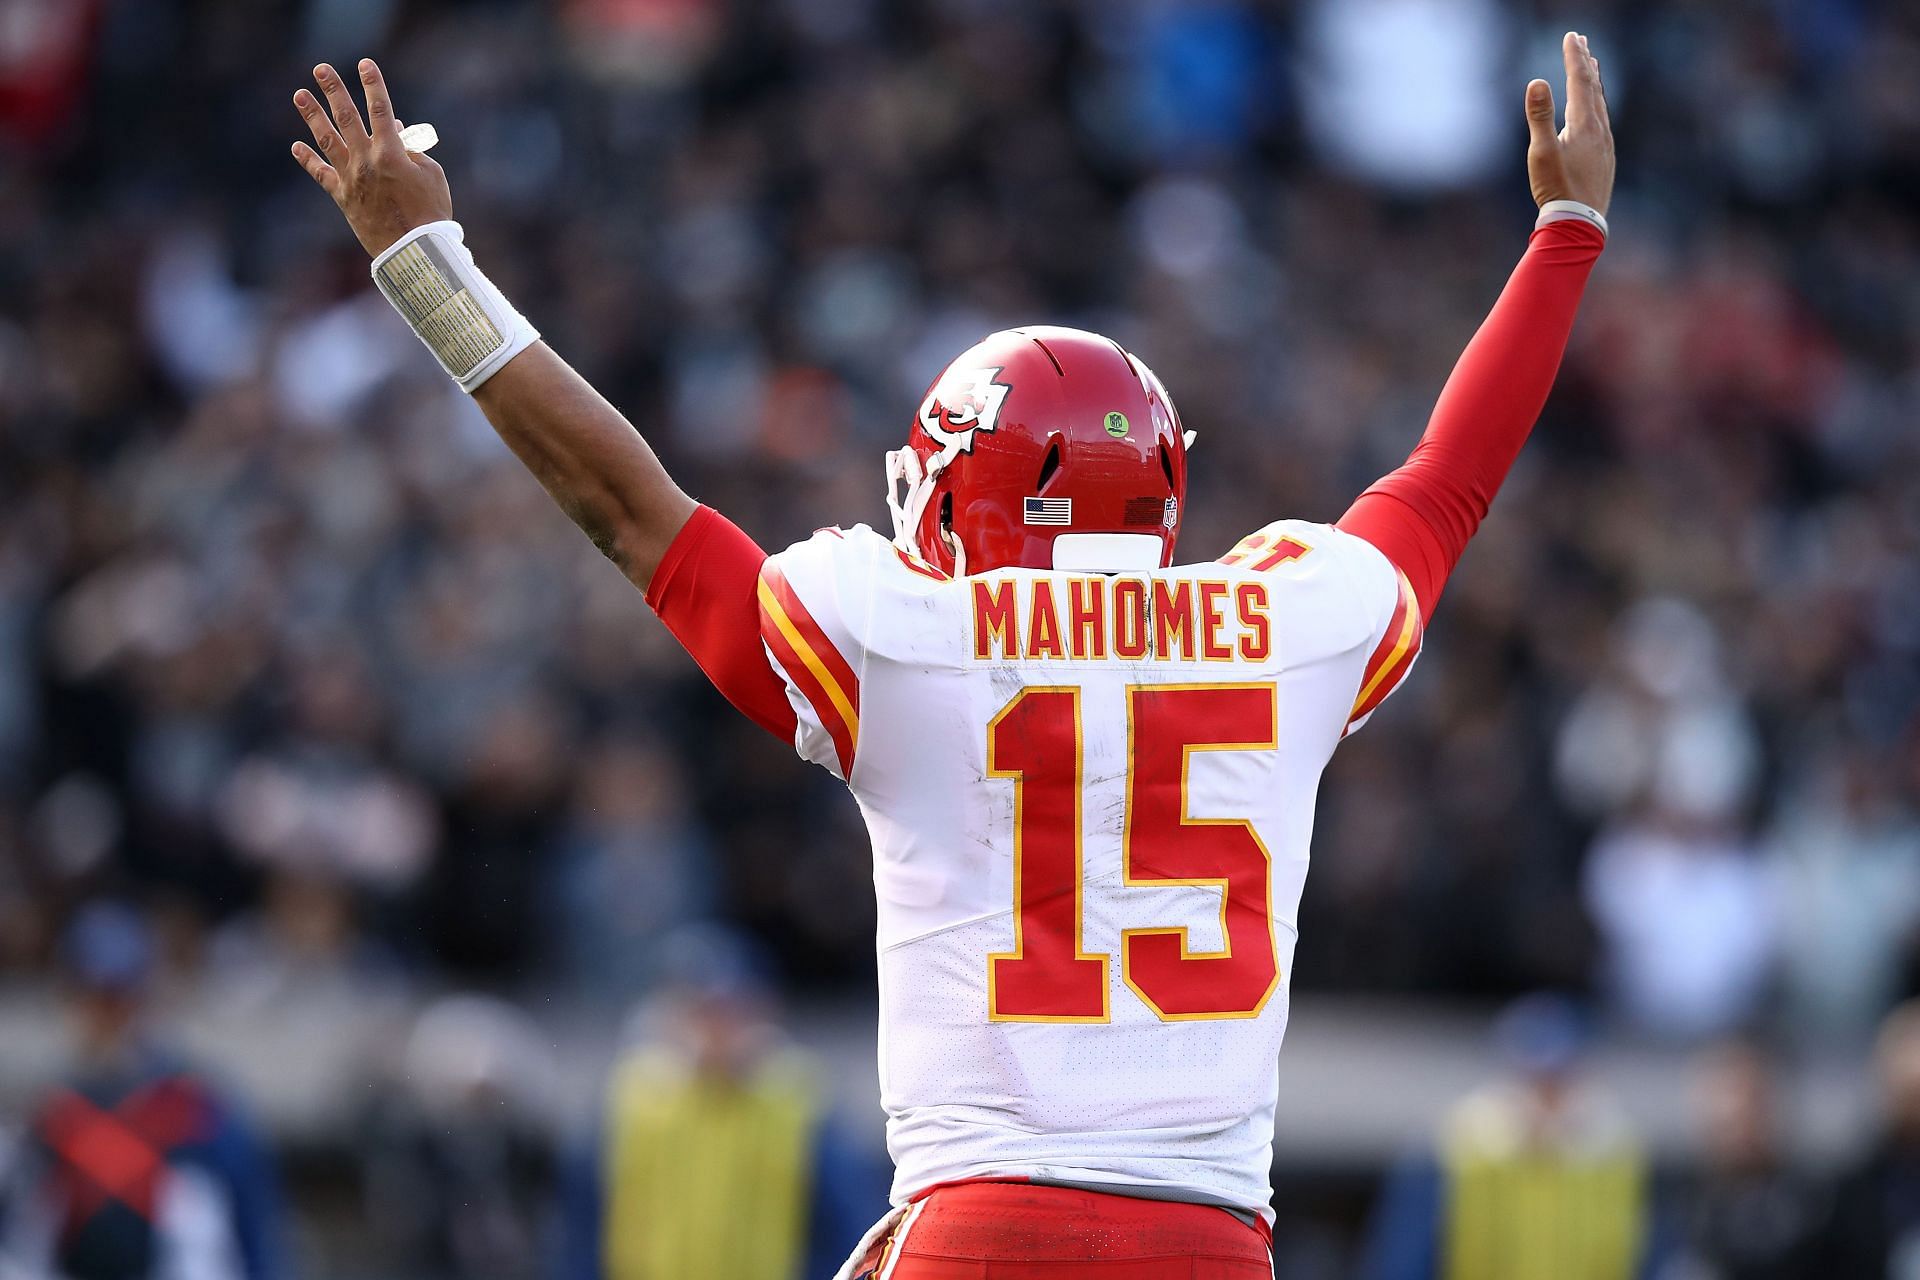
(612, 490), (700, 590)
(554, 488), (636, 574)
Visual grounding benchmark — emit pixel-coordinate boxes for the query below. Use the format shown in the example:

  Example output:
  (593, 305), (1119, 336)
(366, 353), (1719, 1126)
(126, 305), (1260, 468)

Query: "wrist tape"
(371, 221), (539, 392)
(1536, 199), (1608, 238)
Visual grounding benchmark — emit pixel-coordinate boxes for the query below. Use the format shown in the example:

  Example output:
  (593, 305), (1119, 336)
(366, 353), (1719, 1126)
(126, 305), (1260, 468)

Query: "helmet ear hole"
(1159, 444), (1176, 490)
(1036, 441), (1063, 491)
(939, 491), (954, 531)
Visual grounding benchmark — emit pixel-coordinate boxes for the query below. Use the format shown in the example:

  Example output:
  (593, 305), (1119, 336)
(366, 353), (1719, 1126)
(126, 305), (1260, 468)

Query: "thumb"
(1525, 78), (1558, 148)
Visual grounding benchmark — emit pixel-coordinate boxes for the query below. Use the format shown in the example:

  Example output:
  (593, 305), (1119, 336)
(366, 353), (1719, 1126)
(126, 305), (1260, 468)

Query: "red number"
(987, 687), (1110, 1021)
(1122, 684), (1279, 1020)
(987, 683), (1280, 1022)
(1218, 531), (1313, 571)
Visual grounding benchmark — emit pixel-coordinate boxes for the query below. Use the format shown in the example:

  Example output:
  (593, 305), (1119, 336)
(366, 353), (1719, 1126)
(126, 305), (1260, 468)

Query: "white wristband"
(371, 221), (539, 392)
(1536, 200), (1608, 238)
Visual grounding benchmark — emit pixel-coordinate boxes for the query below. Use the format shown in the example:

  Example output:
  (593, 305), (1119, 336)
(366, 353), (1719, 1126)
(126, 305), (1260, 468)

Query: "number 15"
(986, 683), (1281, 1023)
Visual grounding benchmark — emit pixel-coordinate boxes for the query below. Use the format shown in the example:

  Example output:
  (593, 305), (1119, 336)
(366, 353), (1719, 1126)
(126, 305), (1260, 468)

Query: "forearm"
(472, 342), (697, 591)
(1338, 218), (1605, 619)
(350, 211), (695, 591)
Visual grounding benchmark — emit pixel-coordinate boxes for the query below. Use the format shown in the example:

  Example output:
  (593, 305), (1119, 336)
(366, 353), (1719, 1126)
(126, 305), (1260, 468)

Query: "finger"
(293, 90), (347, 165)
(358, 58), (399, 140)
(313, 63), (368, 148)
(408, 150), (446, 181)
(1563, 32), (1599, 128)
(1525, 78), (1558, 150)
(290, 141), (342, 198)
(1590, 52), (1612, 130)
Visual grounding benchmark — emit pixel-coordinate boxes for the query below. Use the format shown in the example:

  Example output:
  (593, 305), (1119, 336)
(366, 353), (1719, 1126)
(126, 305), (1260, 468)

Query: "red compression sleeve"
(644, 505), (798, 741)
(1337, 219), (1605, 622)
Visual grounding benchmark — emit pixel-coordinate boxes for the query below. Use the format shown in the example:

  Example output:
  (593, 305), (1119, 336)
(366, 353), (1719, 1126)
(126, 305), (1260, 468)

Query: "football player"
(292, 31), (1612, 1279)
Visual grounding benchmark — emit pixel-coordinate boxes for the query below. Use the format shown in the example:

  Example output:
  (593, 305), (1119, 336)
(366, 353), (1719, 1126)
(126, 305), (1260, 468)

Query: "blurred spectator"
(1825, 1001), (1920, 1277)
(1555, 600), (1762, 830)
(1583, 806), (1777, 1040)
(1570, 599), (1777, 1037)
(1767, 752), (1920, 1044)
(0, 903), (285, 1280)
(1364, 995), (1655, 1280)
(1299, 0), (1509, 190)
(0, 0), (103, 146)
(1658, 1041), (1828, 1280)
(358, 995), (558, 1280)
(557, 927), (883, 1280)
(547, 735), (714, 1004)
(202, 869), (409, 1019)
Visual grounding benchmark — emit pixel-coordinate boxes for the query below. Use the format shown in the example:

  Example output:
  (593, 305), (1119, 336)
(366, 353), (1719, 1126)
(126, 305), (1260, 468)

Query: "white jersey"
(753, 521), (1421, 1221)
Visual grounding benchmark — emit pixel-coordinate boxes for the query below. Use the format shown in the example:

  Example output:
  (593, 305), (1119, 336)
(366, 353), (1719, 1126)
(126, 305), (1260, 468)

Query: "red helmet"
(886, 326), (1192, 576)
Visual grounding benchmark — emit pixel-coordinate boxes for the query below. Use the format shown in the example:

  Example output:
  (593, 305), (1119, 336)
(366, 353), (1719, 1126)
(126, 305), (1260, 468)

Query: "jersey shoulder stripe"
(1346, 567), (1421, 732)
(757, 561), (861, 775)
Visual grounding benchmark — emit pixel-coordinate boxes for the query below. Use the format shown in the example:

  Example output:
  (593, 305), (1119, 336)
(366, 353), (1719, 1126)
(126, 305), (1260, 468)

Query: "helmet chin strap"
(885, 447), (930, 552)
(944, 526), (967, 576)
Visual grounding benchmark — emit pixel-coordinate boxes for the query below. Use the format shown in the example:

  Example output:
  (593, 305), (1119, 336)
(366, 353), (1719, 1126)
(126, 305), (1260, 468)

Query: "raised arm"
(291, 61), (795, 738)
(291, 60), (695, 588)
(1337, 33), (1615, 623)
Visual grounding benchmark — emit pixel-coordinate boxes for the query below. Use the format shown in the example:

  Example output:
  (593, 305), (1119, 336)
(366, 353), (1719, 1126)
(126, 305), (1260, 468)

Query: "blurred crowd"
(0, 0), (1918, 1273)
(7, 0), (1918, 1037)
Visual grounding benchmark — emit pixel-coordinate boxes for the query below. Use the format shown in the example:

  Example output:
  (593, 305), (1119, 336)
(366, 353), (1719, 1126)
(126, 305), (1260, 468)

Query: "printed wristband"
(1535, 200), (1608, 238)
(370, 220), (539, 392)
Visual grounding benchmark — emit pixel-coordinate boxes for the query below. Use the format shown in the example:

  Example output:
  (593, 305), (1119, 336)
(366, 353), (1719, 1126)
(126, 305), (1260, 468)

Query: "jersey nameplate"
(972, 576), (1271, 663)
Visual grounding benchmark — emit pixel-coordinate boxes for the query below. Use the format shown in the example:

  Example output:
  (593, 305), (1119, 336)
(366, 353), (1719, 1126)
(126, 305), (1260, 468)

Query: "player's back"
(755, 520), (1419, 1219)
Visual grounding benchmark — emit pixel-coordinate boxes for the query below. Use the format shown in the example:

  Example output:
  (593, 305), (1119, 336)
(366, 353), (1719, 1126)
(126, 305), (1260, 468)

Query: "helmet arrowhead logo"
(919, 366), (1010, 456)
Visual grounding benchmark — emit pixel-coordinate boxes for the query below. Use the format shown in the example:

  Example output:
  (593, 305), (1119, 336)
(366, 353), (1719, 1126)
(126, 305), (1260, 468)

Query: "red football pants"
(863, 1182), (1274, 1278)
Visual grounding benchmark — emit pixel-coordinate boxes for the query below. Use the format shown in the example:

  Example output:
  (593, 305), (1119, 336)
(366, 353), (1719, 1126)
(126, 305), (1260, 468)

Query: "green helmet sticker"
(1104, 411), (1130, 438)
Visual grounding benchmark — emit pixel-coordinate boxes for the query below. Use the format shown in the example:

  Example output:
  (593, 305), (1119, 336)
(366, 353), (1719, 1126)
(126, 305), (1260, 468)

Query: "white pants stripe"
(876, 1200), (928, 1280)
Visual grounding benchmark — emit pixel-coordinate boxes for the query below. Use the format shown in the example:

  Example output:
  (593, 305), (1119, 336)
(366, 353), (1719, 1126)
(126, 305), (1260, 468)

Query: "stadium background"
(1, 0), (1918, 1276)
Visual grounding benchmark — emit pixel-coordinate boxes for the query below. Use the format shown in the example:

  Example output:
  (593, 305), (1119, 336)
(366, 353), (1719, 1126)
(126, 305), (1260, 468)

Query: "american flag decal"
(1023, 497), (1072, 526)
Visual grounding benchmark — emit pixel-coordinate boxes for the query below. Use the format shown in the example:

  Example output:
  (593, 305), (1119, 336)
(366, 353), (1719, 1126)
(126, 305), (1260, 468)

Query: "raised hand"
(1525, 32), (1615, 215)
(292, 60), (453, 257)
